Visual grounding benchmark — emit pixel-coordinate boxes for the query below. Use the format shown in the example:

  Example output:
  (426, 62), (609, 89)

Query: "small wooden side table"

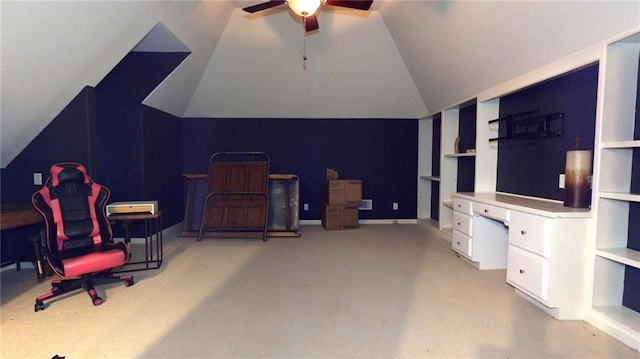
(108, 211), (163, 272)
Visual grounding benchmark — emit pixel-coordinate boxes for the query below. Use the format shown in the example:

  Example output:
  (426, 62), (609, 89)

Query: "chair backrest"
(32, 163), (112, 253)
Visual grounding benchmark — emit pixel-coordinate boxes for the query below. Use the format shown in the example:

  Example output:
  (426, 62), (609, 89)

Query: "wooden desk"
(1, 203), (44, 271)
(1, 203), (42, 230)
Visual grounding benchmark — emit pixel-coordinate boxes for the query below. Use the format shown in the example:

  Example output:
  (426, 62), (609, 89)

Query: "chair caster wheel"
(35, 300), (45, 312)
(124, 279), (134, 287)
(93, 297), (103, 306)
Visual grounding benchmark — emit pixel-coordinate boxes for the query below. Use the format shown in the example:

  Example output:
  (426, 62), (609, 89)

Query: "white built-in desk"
(452, 192), (592, 320)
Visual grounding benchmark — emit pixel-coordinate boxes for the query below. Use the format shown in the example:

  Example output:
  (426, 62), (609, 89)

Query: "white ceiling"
(182, 8), (426, 118)
(1, 1), (639, 168)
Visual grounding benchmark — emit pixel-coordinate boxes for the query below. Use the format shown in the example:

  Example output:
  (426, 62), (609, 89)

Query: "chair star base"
(35, 272), (134, 311)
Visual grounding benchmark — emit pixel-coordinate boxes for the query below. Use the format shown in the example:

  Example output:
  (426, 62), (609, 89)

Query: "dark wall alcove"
(496, 63), (599, 202)
(430, 114), (441, 221)
(181, 118), (419, 220)
(457, 103), (477, 192)
(94, 51), (189, 229)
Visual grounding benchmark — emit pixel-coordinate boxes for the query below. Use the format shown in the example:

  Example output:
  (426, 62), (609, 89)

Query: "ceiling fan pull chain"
(303, 35), (308, 62)
(302, 15), (308, 63)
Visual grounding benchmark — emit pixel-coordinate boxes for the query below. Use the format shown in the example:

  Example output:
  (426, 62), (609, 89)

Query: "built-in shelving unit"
(418, 118), (437, 220)
(587, 29), (640, 351)
(418, 101), (479, 233)
(439, 108), (461, 230)
(416, 23), (640, 352)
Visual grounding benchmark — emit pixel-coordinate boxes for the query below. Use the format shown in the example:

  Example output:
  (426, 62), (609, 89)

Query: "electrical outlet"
(393, 202), (398, 210)
(559, 174), (565, 189)
(303, 203), (309, 211)
(33, 173), (42, 185)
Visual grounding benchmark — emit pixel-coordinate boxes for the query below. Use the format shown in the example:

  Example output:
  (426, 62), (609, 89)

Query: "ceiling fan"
(242, 0), (373, 32)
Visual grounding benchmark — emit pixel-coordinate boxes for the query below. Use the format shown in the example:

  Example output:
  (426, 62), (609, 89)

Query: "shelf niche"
(431, 113), (442, 221)
(457, 102), (477, 193)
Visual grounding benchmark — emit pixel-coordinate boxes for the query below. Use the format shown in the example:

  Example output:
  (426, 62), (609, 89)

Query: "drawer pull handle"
(521, 230), (526, 235)
(456, 241), (460, 245)
(457, 222), (461, 226)
(484, 209), (489, 213)
(519, 269), (525, 274)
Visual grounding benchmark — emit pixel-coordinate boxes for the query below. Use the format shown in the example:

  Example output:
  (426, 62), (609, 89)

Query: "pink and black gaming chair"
(32, 162), (133, 311)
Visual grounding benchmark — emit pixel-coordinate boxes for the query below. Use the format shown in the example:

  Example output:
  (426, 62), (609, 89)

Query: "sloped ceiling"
(183, 8), (426, 118)
(1, 0), (233, 168)
(1, 1), (639, 168)
(379, 0), (640, 113)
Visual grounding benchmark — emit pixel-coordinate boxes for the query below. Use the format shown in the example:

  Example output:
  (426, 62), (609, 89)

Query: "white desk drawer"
(507, 245), (548, 301)
(452, 230), (472, 259)
(473, 202), (510, 222)
(453, 211), (473, 236)
(453, 197), (473, 215)
(508, 211), (550, 257)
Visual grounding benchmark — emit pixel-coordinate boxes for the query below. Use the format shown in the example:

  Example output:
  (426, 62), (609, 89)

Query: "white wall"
(183, 8), (427, 118)
(380, 1), (640, 113)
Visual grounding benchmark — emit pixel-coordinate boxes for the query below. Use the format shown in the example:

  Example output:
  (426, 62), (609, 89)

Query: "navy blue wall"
(0, 87), (98, 203)
(1, 51), (188, 263)
(497, 63), (599, 201)
(0, 87), (97, 264)
(94, 51), (188, 228)
(142, 105), (185, 223)
(182, 118), (419, 220)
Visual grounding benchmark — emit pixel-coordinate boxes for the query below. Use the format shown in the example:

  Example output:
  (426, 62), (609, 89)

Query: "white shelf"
(602, 140), (640, 149)
(587, 306), (640, 351)
(592, 306), (640, 333)
(596, 248), (640, 269)
(444, 152), (476, 158)
(420, 175), (440, 181)
(600, 192), (640, 203)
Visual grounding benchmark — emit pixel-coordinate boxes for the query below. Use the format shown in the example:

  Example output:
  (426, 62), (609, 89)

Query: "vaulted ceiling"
(1, 1), (639, 167)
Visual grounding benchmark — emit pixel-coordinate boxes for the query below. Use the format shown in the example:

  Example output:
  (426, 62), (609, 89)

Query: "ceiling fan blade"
(324, 0), (373, 11)
(242, 0), (286, 13)
(305, 14), (319, 32)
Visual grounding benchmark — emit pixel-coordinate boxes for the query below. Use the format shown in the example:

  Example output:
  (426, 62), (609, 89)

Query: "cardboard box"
(321, 203), (359, 230)
(327, 168), (339, 180)
(322, 204), (343, 230)
(342, 206), (359, 229)
(326, 168), (362, 206)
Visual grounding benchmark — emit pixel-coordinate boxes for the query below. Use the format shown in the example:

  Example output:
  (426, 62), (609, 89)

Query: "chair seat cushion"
(51, 242), (129, 277)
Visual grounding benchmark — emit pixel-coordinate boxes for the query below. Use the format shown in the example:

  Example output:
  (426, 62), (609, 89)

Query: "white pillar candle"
(564, 150), (592, 208)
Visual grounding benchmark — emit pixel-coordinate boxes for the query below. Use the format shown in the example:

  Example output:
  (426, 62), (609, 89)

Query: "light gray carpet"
(1, 223), (638, 358)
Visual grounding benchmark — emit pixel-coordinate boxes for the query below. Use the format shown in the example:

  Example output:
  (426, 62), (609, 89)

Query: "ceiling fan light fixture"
(288, 0), (321, 17)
